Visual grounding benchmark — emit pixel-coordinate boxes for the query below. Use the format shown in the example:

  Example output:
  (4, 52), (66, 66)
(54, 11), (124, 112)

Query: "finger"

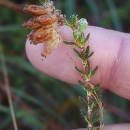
(25, 25), (130, 99)
(74, 123), (130, 130)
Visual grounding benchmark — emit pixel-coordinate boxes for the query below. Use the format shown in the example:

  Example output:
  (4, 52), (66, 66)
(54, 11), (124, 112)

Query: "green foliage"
(65, 15), (79, 29)
(65, 19), (73, 27)
(75, 66), (85, 75)
(78, 80), (87, 91)
(85, 33), (90, 43)
(73, 48), (83, 59)
(64, 41), (75, 45)
(65, 14), (103, 130)
(91, 66), (98, 76)
(85, 45), (94, 60)
(72, 15), (78, 26)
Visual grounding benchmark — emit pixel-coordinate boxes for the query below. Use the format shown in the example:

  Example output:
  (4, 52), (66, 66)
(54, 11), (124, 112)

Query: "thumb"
(25, 25), (130, 100)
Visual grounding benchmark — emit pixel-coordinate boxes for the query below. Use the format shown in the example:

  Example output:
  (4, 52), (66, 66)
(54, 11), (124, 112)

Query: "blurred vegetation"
(0, 0), (130, 130)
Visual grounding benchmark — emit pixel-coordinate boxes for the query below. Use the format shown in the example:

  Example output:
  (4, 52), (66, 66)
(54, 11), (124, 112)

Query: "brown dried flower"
(23, 0), (64, 58)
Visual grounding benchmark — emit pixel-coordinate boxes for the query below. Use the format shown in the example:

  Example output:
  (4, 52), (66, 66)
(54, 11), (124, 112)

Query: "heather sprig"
(64, 15), (104, 130)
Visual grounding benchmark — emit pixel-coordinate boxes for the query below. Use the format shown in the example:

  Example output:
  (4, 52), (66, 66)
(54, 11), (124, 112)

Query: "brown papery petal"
(34, 14), (57, 25)
(29, 27), (53, 45)
(23, 5), (54, 16)
(23, 18), (41, 29)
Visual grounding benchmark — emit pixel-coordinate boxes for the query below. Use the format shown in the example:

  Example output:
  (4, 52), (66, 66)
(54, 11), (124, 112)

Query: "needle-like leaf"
(64, 41), (74, 45)
(85, 33), (90, 43)
(91, 66), (98, 76)
(73, 48), (83, 59)
(75, 66), (85, 74)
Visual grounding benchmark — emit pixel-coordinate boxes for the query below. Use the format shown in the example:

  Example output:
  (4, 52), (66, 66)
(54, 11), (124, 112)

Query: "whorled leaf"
(93, 84), (101, 92)
(65, 19), (73, 27)
(73, 48), (83, 60)
(88, 52), (94, 59)
(64, 41), (75, 45)
(75, 66), (85, 74)
(85, 45), (90, 58)
(85, 45), (94, 59)
(71, 15), (78, 26)
(91, 66), (98, 76)
(85, 33), (90, 43)
(80, 33), (85, 44)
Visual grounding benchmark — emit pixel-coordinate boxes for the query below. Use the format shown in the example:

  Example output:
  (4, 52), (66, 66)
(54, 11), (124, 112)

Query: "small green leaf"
(65, 20), (72, 27)
(73, 48), (83, 59)
(78, 80), (87, 91)
(94, 84), (101, 91)
(71, 15), (78, 26)
(84, 45), (94, 59)
(87, 71), (92, 78)
(90, 102), (95, 109)
(84, 116), (90, 124)
(91, 66), (98, 76)
(85, 33), (90, 43)
(80, 33), (85, 44)
(85, 46), (90, 58)
(88, 52), (94, 59)
(75, 66), (84, 74)
(87, 61), (91, 72)
(73, 30), (80, 40)
(64, 41), (74, 45)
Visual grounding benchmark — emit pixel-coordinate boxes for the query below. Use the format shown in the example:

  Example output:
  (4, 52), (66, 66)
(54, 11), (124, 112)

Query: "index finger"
(25, 25), (130, 100)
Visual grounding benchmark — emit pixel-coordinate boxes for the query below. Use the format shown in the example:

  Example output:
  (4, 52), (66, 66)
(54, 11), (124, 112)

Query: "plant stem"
(64, 15), (104, 130)
(87, 86), (94, 130)
(81, 49), (94, 130)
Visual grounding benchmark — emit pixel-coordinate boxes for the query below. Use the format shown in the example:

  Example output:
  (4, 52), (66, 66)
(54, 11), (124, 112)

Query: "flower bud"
(78, 18), (88, 32)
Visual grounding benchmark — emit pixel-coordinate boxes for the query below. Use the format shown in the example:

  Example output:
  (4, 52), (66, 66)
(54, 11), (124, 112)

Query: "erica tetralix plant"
(64, 15), (104, 130)
(23, 0), (104, 130)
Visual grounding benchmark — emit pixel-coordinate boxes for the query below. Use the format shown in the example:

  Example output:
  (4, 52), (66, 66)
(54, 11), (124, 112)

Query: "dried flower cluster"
(23, 0), (64, 58)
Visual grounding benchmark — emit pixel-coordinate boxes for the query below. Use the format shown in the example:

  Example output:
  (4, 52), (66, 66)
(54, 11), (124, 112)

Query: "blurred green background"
(0, 0), (130, 130)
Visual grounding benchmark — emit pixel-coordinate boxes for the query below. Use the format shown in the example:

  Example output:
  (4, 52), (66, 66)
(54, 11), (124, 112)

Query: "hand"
(25, 25), (130, 129)
(74, 123), (130, 130)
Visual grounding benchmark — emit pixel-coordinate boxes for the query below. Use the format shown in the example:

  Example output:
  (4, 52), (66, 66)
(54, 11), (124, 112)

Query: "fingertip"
(25, 39), (44, 68)
(25, 37), (81, 84)
(59, 25), (73, 41)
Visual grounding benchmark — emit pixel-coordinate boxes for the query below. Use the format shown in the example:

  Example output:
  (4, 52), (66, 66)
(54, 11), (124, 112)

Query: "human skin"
(25, 25), (130, 129)
(74, 123), (130, 130)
